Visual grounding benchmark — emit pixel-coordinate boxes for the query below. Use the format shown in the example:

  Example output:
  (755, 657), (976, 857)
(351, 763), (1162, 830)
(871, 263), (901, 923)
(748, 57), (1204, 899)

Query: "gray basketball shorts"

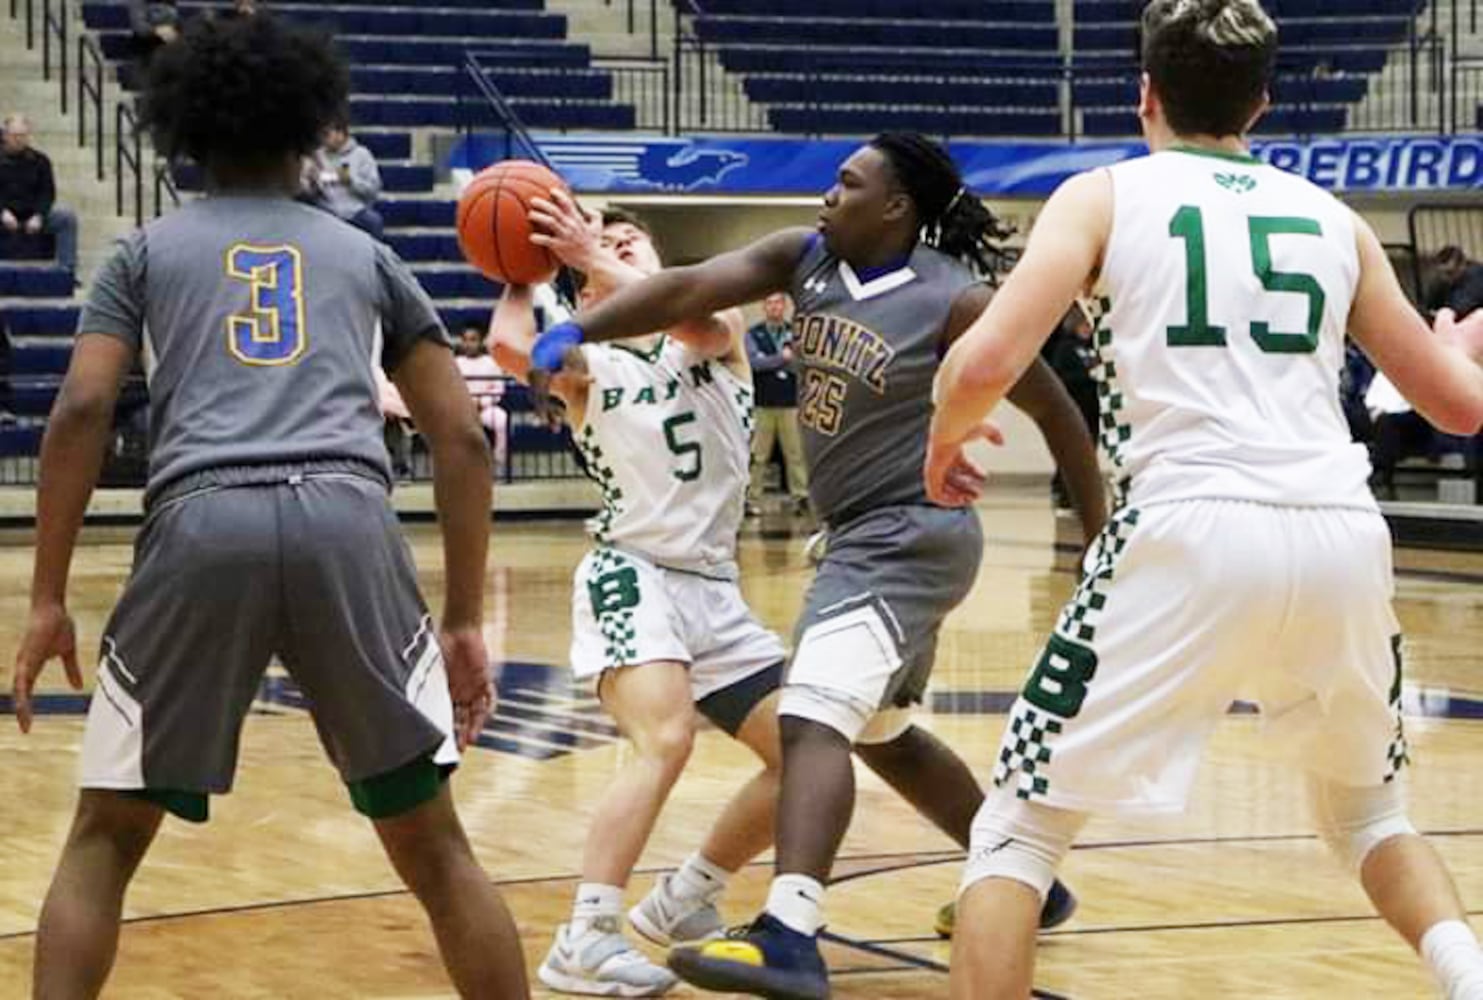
(79, 463), (457, 819)
(787, 504), (983, 714)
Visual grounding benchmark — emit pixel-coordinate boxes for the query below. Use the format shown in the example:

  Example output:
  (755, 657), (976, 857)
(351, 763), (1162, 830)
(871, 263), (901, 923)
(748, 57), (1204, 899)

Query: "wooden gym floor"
(0, 492), (1479, 998)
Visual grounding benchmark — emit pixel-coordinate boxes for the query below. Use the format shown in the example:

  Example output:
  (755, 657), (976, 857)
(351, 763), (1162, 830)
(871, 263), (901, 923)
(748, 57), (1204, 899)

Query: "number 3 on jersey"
(1167, 207), (1325, 354)
(226, 244), (307, 366)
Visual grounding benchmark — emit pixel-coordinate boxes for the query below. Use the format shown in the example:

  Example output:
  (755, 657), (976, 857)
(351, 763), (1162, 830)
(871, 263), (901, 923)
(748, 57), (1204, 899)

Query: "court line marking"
(3, 829), (1478, 944)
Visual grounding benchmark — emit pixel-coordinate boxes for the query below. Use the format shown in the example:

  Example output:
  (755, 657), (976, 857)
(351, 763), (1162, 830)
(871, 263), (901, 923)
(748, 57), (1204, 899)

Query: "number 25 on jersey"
(226, 243), (307, 366)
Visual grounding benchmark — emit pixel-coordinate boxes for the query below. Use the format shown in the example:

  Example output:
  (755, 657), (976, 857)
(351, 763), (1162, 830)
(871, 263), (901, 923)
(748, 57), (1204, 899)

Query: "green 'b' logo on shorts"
(1023, 634), (1099, 719)
(589, 567), (641, 616)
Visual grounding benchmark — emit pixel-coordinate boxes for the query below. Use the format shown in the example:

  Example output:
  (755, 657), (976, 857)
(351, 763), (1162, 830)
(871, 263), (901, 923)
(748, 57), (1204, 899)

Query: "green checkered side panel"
(586, 547), (640, 668)
(1085, 296), (1133, 504)
(734, 383), (756, 437)
(1384, 634), (1409, 783)
(577, 426), (623, 544)
(994, 506), (1142, 801)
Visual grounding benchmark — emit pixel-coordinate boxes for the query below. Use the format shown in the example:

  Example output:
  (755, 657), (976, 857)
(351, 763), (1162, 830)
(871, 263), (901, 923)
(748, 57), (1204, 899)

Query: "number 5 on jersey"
(1167, 207), (1326, 354)
(226, 244), (307, 366)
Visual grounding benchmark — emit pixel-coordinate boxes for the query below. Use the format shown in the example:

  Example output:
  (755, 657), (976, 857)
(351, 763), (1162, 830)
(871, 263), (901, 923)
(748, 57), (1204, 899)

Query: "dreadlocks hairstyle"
(142, 13), (349, 170)
(868, 131), (1013, 279)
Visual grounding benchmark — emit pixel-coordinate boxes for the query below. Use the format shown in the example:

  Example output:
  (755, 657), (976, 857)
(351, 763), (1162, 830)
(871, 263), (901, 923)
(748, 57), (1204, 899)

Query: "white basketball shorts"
(994, 499), (1408, 816)
(570, 546), (786, 701)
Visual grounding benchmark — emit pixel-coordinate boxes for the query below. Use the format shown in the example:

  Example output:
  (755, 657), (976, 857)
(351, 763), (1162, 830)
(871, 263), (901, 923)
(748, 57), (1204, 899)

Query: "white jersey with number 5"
(1089, 147), (1373, 510)
(573, 337), (753, 580)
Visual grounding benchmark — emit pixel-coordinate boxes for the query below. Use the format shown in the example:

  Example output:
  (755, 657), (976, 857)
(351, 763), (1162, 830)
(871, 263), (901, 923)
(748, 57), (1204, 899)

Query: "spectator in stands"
(223, 0), (259, 17)
(1364, 371), (1470, 500)
(376, 366), (415, 479)
(455, 323), (508, 471)
(746, 291), (807, 516)
(127, 1), (181, 77)
(0, 114), (78, 278)
(301, 117), (384, 240)
(1428, 246), (1483, 319)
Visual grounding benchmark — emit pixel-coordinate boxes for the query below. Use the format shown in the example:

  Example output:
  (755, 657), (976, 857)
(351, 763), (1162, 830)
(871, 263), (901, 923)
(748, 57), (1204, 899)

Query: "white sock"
(673, 852), (730, 901)
(1421, 920), (1483, 999)
(766, 874), (824, 936)
(571, 882), (623, 936)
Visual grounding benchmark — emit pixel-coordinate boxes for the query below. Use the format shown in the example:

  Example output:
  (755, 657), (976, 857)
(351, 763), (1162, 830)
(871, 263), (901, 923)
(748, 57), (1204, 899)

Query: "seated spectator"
(300, 117), (383, 240)
(219, 0), (259, 18)
(375, 366), (415, 480)
(1426, 246), (1483, 319)
(0, 114), (78, 278)
(454, 324), (508, 471)
(1366, 372), (1462, 500)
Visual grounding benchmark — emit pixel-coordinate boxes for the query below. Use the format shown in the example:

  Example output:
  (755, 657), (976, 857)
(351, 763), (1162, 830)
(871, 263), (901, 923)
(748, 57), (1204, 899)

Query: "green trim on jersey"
(577, 425), (623, 543)
(1169, 144), (1259, 165)
(1086, 296), (1133, 501)
(995, 506), (1143, 802)
(610, 335), (668, 363)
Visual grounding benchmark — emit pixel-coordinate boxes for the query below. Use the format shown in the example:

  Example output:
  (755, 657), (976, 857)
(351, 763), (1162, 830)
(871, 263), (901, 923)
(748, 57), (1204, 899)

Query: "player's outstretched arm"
(1348, 215), (1483, 435)
(927, 171), (1111, 504)
(394, 340), (494, 747)
(489, 283), (539, 383)
(15, 333), (135, 731)
(557, 228), (812, 348)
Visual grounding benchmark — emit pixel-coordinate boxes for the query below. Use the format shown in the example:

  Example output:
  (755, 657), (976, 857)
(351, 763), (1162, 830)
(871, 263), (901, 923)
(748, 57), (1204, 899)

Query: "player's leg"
(36, 478), (282, 997)
(276, 472), (527, 996)
(631, 669), (785, 947)
(856, 716), (1079, 936)
(670, 506), (985, 999)
(953, 501), (1263, 998)
(373, 780), (529, 999)
(1280, 507), (1483, 998)
(33, 792), (164, 1000)
(951, 787), (1087, 1000)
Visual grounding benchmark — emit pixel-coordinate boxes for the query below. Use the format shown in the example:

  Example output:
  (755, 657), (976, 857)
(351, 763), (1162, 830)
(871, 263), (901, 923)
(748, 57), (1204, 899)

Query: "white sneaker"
(802, 529), (828, 565)
(628, 873), (725, 946)
(537, 917), (678, 997)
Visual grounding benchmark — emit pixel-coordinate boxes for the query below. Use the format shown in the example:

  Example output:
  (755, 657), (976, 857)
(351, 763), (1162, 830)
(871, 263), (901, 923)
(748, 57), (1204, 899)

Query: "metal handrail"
(77, 32), (105, 179)
(40, 0), (67, 114)
(115, 100), (143, 226)
(458, 51), (558, 169)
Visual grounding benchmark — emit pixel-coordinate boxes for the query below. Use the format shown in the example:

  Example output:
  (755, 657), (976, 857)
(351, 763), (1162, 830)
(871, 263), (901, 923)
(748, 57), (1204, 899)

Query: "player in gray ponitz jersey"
(10, 15), (530, 999)
(530, 132), (1108, 1000)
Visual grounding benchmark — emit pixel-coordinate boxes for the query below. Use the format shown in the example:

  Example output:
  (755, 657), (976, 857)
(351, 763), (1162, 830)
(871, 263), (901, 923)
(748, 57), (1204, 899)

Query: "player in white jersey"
(490, 197), (787, 996)
(927, 2), (1483, 998)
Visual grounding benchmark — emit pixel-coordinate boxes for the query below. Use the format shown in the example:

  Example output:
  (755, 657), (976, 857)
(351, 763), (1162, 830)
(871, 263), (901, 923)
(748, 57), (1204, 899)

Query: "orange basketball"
(456, 159), (567, 285)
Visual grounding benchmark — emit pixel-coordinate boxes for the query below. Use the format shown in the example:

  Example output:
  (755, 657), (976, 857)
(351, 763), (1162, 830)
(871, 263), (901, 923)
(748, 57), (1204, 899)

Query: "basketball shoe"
(628, 873), (725, 946)
(668, 913), (828, 1000)
(538, 916), (679, 997)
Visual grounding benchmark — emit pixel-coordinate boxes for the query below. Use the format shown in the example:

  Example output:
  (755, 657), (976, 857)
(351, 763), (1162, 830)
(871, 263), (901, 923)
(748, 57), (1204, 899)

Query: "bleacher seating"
(695, 0), (1421, 139)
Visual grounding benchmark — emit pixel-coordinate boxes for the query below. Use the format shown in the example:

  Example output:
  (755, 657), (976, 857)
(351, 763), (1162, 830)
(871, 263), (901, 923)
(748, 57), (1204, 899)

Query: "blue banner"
(448, 133), (1483, 197)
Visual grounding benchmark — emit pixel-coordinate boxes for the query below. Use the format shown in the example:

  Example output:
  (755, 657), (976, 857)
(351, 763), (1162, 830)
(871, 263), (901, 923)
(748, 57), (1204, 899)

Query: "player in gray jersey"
(531, 133), (1107, 1000)
(9, 17), (528, 998)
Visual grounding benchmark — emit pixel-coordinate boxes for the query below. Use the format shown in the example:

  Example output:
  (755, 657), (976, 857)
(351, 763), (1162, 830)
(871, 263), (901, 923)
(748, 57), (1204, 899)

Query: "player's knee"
(777, 682), (874, 744)
(959, 785), (1084, 902)
(632, 712), (696, 775)
(72, 790), (162, 867)
(1307, 776), (1416, 874)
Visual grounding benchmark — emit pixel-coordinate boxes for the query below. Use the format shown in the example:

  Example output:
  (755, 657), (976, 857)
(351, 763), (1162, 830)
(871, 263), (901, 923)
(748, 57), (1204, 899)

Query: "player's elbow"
(1430, 397), (1483, 437)
(49, 381), (116, 429)
(425, 416), (493, 476)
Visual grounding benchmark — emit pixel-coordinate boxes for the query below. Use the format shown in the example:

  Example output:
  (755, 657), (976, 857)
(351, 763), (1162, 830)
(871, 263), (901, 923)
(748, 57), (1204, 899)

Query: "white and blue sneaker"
(537, 916), (679, 997)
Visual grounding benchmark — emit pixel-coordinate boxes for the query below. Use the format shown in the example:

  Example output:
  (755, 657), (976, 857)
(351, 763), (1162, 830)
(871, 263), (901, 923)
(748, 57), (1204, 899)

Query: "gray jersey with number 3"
(77, 196), (449, 504)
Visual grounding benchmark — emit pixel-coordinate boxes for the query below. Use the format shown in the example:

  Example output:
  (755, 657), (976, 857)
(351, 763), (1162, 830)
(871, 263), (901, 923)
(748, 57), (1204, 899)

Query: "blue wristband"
(530, 321), (586, 372)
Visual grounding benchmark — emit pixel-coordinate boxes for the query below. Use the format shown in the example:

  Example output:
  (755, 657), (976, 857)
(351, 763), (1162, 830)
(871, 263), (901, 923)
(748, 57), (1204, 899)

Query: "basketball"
(456, 159), (567, 285)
